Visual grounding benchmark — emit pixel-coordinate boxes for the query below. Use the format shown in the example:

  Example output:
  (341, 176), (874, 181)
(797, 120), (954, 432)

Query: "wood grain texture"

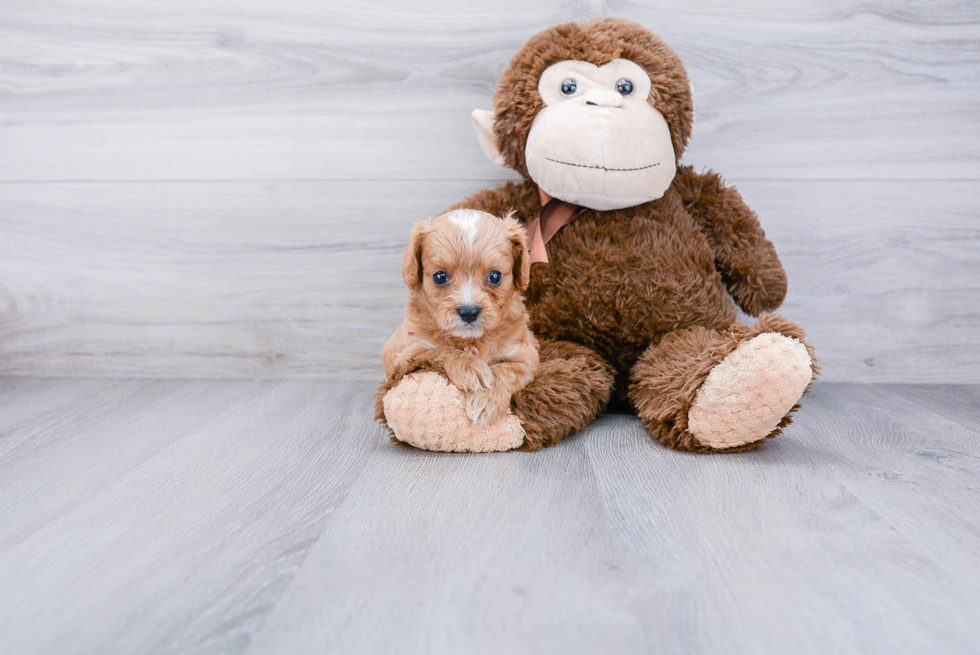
(2, 379), (978, 655)
(254, 385), (980, 655)
(0, 0), (977, 380)
(0, 379), (384, 655)
(0, 377), (121, 436)
(584, 384), (980, 655)
(878, 384), (980, 434)
(0, 0), (978, 181)
(1, 179), (977, 382)
(250, 424), (650, 654)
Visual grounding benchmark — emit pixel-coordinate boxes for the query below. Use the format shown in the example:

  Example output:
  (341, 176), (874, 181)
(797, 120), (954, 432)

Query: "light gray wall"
(1, 0), (977, 382)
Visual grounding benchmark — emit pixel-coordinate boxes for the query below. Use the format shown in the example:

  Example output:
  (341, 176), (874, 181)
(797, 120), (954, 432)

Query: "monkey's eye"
(616, 79), (634, 96)
(433, 271), (449, 286)
(487, 270), (502, 286)
(560, 79), (578, 96)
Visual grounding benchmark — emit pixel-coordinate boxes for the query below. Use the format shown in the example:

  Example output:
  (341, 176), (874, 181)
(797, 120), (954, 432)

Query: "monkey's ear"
(472, 109), (507, 167)
(501, 213), (531, 291)
(401, 220), (431, 290)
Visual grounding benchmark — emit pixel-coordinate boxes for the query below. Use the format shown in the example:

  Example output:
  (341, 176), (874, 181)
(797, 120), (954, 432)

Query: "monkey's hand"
(674, 165), (787, 315)
(721, 265), (788, 317)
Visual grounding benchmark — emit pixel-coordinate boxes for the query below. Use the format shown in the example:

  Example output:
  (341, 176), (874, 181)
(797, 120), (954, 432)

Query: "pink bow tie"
(526, 189), (582, 264)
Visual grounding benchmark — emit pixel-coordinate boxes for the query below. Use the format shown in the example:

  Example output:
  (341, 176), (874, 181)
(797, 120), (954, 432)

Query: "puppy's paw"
(471, 359), (494, 389)
(446, 357), (494, 393)
(465, 388), (510, 425)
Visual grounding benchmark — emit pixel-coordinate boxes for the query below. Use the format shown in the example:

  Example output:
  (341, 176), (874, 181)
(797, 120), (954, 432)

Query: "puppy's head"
(402, 209), (530, 340)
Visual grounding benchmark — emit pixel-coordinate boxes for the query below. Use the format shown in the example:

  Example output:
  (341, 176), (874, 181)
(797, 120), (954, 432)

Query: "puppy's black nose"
(457, 305), (481, 324)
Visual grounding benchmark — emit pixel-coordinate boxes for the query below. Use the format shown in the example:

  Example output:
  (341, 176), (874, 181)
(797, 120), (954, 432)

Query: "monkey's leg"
(375, 340), (613, 452)
(513, 341), (615, 451)
(628, 314), (818, 453)
(375, 367), (526, 453)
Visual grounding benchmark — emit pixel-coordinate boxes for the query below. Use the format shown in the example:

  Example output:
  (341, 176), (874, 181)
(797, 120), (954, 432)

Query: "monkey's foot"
(382, 371), (525, 452)
(688, 333), (813, 450)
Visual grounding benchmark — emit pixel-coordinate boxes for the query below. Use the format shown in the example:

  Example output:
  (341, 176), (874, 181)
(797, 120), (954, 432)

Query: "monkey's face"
(524, 59), (676, 211)
(472, 20), (694, 210)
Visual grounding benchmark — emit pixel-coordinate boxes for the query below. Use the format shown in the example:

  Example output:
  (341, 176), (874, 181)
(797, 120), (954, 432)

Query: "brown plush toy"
(377, 17), (817, 453)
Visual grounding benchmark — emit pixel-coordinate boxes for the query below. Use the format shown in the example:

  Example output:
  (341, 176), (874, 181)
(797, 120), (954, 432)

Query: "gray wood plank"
(248, 432), (650, 655)
(754, 180), (980, 383)
(876, 384), (980, 435)
(0, 1), (977, 181)
(0, 377), (121, 434)
(1, 380), (979, 654)
(582, 384), (980, 655)
(1, 180), (977, 382)
(0, 378), (384, 655)
(1, 379), (259, 545)
(800, 384), (980, 598)
(247, 383), (980, 655)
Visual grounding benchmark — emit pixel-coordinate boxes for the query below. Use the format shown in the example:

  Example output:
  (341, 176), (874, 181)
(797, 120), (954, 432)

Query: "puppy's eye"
(560, 78), (577, 96)
(616, 78), (634, 96)
(433, 271), (449, 286)
(487, 270), (502, 286)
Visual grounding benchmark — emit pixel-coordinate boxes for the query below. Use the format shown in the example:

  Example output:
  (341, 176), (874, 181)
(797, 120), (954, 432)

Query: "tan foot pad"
(382, 371), (525, 452)
(688, 333), (813, 450)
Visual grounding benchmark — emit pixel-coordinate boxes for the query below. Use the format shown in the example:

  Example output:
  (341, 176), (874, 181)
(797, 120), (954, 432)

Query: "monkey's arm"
(673, 165), (787, 315)
(445, 180), (540, 224)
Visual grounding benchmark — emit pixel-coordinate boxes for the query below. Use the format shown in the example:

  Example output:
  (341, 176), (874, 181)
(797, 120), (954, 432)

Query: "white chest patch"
(448, 209), (481, 244)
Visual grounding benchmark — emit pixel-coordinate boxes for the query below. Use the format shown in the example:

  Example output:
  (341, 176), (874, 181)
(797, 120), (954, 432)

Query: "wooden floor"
(0, 379), (977, 654)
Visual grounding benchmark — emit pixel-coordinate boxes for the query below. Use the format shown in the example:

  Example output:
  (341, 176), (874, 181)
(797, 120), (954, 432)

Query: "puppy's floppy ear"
(401, 219), (432, 290)
(501, 212), (531, 291)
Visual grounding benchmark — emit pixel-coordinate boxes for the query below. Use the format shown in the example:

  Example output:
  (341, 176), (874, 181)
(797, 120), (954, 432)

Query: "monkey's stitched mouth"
(546, 157), (660, 172)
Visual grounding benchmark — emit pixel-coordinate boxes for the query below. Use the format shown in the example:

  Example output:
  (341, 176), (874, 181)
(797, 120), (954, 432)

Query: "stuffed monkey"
(377, 17), (817, 453)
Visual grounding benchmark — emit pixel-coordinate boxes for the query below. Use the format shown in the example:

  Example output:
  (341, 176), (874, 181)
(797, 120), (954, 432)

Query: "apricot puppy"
(382, 209), (539, 425)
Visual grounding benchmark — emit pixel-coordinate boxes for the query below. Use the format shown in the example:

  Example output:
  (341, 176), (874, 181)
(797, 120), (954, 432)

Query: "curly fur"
(629, 314), (819, 453)
(673, 167), (787, 315)
(513, 341), (615, 451)
(383, 17), (817, 453)
(492, 17), (694, 178)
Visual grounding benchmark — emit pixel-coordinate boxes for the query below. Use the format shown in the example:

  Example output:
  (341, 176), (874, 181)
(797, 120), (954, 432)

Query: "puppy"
(382, 209), (539, 425)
